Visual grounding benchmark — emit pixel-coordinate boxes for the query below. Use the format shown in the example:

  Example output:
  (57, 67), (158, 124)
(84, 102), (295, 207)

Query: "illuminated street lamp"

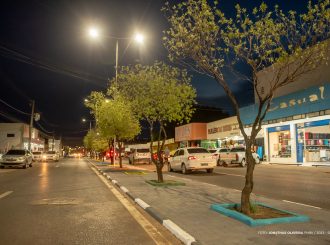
(87, 26), (145, 163)
(88, 27), (100, 39)
(82, 118), (92, 131)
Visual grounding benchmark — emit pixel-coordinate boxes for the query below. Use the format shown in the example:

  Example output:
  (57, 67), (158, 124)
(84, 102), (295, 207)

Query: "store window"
(268, 126), (292, 158)
(297, 119), (330, 162)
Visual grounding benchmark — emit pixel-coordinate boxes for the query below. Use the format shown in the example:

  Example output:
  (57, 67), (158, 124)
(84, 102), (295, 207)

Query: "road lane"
(0, 158), (176, 245)
(166, 164), (330, 210)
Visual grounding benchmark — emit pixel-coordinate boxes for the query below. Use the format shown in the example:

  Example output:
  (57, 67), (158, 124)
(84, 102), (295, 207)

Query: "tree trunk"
(241, 142), (256, 215)
(156, 162), (164, 182)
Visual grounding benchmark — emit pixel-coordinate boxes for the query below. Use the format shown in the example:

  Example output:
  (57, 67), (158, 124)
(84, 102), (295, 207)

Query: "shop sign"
(268, 125), (290, 133)
(208, 123), (239, 135)
(296, 119), (330, 128)
(240, 83), (330, 125)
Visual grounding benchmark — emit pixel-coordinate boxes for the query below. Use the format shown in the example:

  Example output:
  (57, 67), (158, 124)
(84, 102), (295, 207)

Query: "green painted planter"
(211, 202), (310, 227)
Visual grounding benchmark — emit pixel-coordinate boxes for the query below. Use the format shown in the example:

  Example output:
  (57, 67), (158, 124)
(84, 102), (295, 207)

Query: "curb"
(90, 161), (198, 245)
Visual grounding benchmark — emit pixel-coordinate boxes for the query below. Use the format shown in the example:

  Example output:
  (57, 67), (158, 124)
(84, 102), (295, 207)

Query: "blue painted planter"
(210, 202), (310, 227)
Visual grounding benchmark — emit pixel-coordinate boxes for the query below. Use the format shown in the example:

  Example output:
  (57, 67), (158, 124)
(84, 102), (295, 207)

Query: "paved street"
(0, 158), (179, 245)
(166, 164), (330, 210)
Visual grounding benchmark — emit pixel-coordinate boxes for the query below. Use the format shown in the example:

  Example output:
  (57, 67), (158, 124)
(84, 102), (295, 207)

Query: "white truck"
(218, 147), (260, 167)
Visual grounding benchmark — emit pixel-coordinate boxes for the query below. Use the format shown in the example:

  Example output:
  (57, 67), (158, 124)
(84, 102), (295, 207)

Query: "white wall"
(0, 123), (24, 153)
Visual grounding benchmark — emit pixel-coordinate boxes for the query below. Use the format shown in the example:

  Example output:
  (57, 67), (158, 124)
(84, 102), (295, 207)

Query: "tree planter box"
(145, 180), (186, 187)
(210, 202), (310, 227)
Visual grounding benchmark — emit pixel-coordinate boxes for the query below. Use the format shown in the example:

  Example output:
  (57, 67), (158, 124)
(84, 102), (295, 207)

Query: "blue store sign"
(240, 83), (330, 125)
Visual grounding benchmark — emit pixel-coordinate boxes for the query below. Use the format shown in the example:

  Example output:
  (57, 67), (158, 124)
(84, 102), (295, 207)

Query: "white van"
(128, 148), (151, 164)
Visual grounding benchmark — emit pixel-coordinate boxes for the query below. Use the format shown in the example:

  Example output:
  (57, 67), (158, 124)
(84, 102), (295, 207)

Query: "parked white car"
(208, 148), (230, 166)
(128, 148), (151, 164)
(168, 147), (217, 174)
(218, 147), (260, 167)
(0, 149), (33, 169)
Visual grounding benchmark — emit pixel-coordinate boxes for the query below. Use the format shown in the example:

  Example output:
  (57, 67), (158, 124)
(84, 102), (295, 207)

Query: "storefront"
(240, 83), (330, 165)
(207, 116), (243, 148)
(175, 123), (207, 148)
(296, 119), (330, 163)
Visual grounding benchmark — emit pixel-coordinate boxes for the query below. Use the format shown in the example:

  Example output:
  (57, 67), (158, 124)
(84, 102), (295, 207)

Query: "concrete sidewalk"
(90, 159), (330, 245)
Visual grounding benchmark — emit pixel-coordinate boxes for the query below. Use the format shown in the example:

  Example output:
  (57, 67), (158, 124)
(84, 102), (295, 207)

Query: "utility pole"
(28, 100), (35, 151)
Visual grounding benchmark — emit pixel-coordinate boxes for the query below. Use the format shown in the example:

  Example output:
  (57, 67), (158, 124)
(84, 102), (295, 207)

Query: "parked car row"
(0, 150), (60, 169)
(121, 146), (261, 174)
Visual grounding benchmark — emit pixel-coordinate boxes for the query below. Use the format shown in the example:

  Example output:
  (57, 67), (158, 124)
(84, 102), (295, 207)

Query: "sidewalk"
(91, 159), (330, 245)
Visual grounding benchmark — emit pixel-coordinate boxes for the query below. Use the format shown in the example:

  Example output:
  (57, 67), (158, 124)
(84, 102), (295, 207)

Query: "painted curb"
(126, 192), (136, 201)
(88, 160), (198, 245)
(211, 202), (310, 227)
(135, 198), (150, 209)
(163, 219), (196, 245)
(145, 207), (167, 224)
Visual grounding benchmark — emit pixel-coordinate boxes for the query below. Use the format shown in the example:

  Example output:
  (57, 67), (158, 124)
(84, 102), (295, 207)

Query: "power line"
(35, 121), (54, 134)
(0, 98), (30, 115)
(0, 44), (107, 88)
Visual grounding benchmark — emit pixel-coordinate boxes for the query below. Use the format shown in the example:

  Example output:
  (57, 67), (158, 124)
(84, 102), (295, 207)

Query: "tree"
(163, 0), (330, 214)
(112, 62), (196, 182)
(96, 94), (141, 168)
(83, 129), (108, 159)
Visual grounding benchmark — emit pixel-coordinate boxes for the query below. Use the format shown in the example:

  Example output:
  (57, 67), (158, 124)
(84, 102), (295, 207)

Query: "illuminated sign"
(240, 83), (330, 125)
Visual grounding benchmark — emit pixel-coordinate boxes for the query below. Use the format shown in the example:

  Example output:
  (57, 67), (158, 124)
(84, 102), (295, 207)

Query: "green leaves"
(111, 62), (196, 126)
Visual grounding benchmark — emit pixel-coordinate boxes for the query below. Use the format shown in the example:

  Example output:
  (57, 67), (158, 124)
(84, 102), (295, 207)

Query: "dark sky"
(0, 0), (312, 145)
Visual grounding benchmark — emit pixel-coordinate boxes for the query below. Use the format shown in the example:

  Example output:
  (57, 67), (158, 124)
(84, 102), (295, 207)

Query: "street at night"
(1, 0), (330, 244)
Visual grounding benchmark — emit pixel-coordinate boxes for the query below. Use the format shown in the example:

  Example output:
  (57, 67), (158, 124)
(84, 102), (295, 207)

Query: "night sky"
(0, 0), (313, 145)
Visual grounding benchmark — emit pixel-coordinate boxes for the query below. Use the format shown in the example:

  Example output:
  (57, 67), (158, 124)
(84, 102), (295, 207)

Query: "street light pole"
(87, 27), (145, 165)
(28, 100), (35, 151)
(113, 40), (119, 164)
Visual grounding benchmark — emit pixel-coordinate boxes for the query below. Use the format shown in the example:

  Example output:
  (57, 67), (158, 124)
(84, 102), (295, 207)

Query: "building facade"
(240, 83), (330, 165)
(0, 123), (45, 153)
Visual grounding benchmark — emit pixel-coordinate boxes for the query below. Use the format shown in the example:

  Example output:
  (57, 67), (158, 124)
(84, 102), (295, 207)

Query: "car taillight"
(188, 156), (196, 160)
(236, 154), (239, 161)
(212, 154), (218, 159)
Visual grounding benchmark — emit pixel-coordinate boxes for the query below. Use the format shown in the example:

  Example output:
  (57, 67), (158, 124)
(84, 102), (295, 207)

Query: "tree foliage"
(163, 0), (330, 214)
(83, 129), (108, 156)
(110, 61), (196, 182)
(97, 94), (141, 167)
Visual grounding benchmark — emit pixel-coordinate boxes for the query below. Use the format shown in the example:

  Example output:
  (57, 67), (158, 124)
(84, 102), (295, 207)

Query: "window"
(136, 149), (149, 153)
(6, 150), (25, 155)
(187, 148), (209, 154)
(7, 134), (15, 137)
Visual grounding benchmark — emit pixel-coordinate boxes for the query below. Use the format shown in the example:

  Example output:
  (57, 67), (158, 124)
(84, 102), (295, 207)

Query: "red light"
(188, 156), (196, 160)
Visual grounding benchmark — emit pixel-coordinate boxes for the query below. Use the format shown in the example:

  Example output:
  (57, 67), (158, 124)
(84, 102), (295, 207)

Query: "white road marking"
(0, 191), (13, 200)
(91, 167), (170, 244)
(282, 200), (322, 209)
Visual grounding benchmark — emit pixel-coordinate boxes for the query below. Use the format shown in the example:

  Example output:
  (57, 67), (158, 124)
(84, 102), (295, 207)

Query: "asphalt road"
(0, 158), (178, 245)
(167, 164), (330, 210)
